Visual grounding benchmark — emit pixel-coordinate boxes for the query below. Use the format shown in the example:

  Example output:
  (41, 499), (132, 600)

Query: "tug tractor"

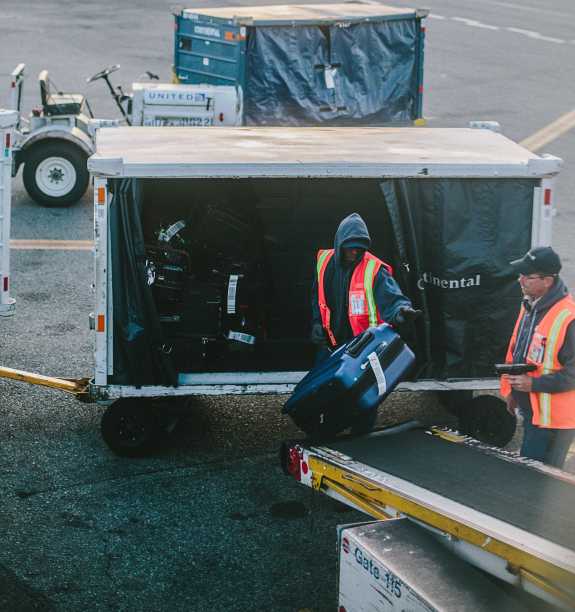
(7, 63), (240, 207)
(9, 64), (119, 207)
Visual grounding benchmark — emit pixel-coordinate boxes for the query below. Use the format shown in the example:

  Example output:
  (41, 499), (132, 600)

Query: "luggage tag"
(367, 351), (387, 396)
(324, 66), (337, 90)
(158, 219), (186, 242)
(227, 330), (256, 345)
(227, 274), (239, 314)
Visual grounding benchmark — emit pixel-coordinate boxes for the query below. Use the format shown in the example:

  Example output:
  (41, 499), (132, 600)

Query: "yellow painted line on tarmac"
(10, 239), (93, 251)
(520, 108), (575, 152)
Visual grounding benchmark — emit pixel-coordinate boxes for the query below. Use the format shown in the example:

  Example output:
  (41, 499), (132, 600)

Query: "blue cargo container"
(173, 3), (428, 126)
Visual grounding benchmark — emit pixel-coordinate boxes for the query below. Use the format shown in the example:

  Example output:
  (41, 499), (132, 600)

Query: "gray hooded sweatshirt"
(311, 213), (411, 346)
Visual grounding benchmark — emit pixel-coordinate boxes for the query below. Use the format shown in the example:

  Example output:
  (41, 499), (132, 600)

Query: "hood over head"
(334, 213), (371, 265)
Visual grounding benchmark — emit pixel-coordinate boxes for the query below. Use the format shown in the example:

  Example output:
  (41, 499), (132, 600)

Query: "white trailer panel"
(130, 83), (242, 127)
(0, 109), (18, 317)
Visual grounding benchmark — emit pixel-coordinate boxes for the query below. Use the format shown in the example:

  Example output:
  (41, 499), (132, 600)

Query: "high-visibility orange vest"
(500, 295), (575, 428)
(316, 249), (393, 347)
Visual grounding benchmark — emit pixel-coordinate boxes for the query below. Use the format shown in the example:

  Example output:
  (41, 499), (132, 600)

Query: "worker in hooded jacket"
(311, 212), (420, 357)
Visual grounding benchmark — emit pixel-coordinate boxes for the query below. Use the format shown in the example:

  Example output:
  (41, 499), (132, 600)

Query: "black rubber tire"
(100, 399), (162, 458)
(436, 390), (474, 417)
(22, 141), (89, 207)
(460, 395), (516, 448)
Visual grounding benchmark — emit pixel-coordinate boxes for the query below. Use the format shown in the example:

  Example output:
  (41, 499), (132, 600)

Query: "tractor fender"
(15, 126), (94, 171)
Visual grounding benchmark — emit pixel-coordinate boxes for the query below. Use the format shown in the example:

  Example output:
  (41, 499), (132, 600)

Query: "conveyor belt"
(328, 428), (575, 551)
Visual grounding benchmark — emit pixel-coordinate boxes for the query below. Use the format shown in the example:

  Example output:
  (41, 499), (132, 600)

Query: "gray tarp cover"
(244, 19), (419, 125)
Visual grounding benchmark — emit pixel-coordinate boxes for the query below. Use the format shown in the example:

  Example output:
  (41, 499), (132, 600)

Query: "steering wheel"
(87, 64), (121, 83)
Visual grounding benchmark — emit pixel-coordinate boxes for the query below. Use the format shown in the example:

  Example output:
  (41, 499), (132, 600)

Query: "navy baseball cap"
(510, 246), (561, 276)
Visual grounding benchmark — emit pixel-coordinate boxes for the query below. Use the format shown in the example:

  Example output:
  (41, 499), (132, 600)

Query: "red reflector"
(287, 447), (301, 481)
(11, 80), (16, 89)
(5, 133), (10, 148)
(418, 85), (424, 94)
(97, 314), (105, 332)
(339, 606), (347, 612)
(301, 461), (308, 475)
(219, 112), (224, 122)
(3, 277), (8, 292)
(421, 26), (426, 33)
(544, 189), (551, 205)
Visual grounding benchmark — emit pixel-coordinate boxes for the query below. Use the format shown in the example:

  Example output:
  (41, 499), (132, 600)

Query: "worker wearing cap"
(311, 212), (419, 355)
(500, 246), (575, 468)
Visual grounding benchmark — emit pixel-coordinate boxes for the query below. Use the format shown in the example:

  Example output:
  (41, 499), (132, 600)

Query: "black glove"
(395, 307), (422, 325)
(310, 322), (328, 346)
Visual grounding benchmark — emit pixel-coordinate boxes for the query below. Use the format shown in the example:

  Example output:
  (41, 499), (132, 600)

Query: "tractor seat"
(39, 70), (86, 116)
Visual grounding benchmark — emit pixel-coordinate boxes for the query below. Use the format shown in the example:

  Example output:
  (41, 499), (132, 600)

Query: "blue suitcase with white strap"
(283, 324), (415, 437)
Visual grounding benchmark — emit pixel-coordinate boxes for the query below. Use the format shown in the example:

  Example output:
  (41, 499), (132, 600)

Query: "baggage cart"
(0, 124), (563, 456)
(173, 3), (428, 126)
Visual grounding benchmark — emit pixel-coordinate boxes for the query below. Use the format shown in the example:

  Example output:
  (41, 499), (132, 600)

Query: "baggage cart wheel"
(23, 142), (89, 207)
(460, 395), (516, 448)
(436, 390), (473, 416)
(100, 398), (162, 457)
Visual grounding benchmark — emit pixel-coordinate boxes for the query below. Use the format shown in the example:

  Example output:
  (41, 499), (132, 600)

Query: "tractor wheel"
(23, 141), (89, 207)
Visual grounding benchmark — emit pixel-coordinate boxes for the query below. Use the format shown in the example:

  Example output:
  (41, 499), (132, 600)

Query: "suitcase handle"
(345, 330), (374, 358)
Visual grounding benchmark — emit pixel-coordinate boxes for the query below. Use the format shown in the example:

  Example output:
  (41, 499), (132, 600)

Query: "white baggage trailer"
(0, 109), (18, 316)
(0, 125), (564, 457)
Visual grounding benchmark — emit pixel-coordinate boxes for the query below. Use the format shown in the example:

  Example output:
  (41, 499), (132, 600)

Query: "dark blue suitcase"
(283, 324), (415, 437)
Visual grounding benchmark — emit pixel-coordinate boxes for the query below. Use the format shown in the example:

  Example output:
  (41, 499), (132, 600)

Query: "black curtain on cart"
(109, 179), (177, 386)
(379, 178), (534, 379)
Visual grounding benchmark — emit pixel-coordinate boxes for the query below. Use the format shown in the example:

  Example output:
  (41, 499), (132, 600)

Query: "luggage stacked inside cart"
(283, 324), (415, 437)
(145, 202), (269, 370)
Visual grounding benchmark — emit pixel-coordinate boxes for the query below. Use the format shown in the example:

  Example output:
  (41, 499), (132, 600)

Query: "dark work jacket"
(311, 213), (411, 346)
(511, 278), (575, 414)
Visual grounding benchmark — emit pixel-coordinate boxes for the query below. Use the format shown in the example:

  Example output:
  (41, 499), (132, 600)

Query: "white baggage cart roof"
(88, 126), (561, 179)
(180, 3), (426, 25)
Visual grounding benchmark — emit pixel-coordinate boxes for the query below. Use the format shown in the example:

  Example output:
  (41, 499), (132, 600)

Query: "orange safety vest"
(316, 249), (393, 348)
(500, 295), (575, 428)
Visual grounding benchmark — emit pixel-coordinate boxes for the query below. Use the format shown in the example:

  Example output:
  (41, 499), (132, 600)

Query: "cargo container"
(173, 3), (428, 126)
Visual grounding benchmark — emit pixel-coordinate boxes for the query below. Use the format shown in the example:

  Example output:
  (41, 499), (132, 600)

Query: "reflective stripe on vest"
(539, 308), (572, 426)
(364, 257), (378, 328)
(317, 249), (338, 347)
(317, 249), (331, 278)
